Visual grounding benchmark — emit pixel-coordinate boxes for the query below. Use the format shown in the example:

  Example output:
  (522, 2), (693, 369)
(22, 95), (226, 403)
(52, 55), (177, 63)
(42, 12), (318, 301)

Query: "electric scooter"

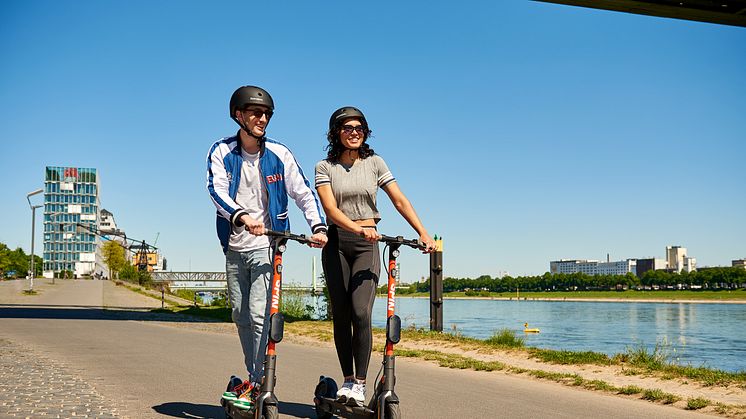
(313, 234), (426, 419)
(223, 230), (319, 419)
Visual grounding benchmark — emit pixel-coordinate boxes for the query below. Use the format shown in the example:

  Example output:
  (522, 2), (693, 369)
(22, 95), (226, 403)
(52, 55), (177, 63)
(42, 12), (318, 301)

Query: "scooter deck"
(221, 397), (256, 419)
(315, 396), (376, 419)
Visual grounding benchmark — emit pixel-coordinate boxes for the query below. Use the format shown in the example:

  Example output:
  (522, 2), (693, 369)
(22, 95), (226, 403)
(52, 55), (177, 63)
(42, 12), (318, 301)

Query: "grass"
(618, 385), (644, 395)
(641, 388), (680, 404)
(529, 348), (612, 365)
(686, 397), (710, 410)
(22, 289), (38, 295)
(616, 341), (746, 387)
(484, 328), (525, 347)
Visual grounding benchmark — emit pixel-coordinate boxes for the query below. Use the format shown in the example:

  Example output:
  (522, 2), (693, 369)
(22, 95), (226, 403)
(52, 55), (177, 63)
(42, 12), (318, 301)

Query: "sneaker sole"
(233, 400), (254, 410)
(346, 397), (364, 407)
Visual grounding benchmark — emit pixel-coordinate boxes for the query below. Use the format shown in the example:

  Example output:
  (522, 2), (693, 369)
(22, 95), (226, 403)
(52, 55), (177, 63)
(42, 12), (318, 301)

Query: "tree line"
(0, 242), (42, 278)
(398, 267), (746, 294)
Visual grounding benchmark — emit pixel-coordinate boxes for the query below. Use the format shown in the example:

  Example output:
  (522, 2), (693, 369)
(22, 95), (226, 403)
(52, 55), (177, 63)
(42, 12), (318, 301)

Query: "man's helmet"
(329, 106), (368, 132)
(230, 86), (274, 123)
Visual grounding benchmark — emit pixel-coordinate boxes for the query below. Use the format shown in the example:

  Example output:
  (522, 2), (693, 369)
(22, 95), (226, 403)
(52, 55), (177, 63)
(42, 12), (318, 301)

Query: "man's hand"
(309, 232), (328, 248)
(240, 214), (266, 236)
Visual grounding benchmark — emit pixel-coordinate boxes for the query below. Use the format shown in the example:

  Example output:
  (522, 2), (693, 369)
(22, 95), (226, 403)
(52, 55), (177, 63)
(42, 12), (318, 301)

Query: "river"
(368, 297), (746, 373)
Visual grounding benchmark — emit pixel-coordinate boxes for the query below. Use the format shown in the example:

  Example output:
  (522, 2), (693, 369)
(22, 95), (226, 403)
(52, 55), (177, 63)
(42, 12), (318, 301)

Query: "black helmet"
(329, 106), (368, 132)
(230, 86), (274, 122)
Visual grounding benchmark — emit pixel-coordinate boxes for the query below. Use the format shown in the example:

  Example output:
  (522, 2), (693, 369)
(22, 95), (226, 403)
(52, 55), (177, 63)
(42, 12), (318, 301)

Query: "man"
(207, 85), (327, 401)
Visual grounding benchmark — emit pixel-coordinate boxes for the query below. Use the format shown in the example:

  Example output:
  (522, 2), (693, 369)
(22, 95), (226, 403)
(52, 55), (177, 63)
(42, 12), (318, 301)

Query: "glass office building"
(42, 166), (104, 278)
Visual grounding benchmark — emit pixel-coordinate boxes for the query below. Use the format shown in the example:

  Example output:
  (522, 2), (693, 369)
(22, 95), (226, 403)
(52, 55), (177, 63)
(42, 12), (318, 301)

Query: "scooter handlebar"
(265, 229), (319, 246)
(378, 234), (426, 251)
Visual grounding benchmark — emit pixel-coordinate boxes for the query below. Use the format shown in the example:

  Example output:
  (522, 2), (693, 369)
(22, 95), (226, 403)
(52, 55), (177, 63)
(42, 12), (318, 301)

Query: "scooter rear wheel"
(315, 405), (332, 419)
(262, 405), (278, 419)
(384, 402), (400, 419)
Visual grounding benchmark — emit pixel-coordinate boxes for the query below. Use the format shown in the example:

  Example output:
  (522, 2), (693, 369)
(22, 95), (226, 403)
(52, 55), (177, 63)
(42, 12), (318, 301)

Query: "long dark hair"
(325, 118), (375, 162)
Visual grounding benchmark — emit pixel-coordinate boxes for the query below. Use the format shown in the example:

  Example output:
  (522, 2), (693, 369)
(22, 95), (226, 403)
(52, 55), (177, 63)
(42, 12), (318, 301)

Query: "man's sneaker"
(222, 377), (248, 401)
(233, 382), (259, 409)
(336, 380), (354, 403)
(346, 381), (366, 406)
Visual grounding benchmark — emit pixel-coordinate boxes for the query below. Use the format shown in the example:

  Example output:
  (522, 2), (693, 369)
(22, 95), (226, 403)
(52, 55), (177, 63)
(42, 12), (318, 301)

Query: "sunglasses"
(242, 108), (273, 119)
(341, 125), (366, 135)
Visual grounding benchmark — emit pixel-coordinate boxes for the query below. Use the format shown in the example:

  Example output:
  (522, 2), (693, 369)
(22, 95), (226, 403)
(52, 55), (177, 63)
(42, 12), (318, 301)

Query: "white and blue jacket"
(207, 133), (326, 253)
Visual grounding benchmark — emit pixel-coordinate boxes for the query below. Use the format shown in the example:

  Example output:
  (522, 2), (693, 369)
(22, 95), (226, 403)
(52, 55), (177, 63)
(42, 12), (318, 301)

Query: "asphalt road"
(0, 279), (716, 418)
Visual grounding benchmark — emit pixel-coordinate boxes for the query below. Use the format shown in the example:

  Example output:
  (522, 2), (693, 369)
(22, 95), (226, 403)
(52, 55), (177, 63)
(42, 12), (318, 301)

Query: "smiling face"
(237, 105), (273, 137)
(338, 118), (366, 150)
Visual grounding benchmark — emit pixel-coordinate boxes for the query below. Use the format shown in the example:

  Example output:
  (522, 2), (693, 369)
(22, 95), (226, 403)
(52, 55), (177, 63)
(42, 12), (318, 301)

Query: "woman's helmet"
(230, 86), (274, 124)
(328, 106), (368, 133)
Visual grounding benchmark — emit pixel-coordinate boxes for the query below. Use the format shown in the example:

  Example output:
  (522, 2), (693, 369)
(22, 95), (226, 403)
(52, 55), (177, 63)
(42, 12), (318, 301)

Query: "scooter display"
(313, 234), (426, 419)
(222, 230), (319, 419)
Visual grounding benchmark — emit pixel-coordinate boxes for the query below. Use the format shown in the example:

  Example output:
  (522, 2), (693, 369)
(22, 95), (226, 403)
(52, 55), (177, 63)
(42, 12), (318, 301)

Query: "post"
(27, 188), (43, 291)
(430, 235), (443, 332)
(30, 206), (37, 290)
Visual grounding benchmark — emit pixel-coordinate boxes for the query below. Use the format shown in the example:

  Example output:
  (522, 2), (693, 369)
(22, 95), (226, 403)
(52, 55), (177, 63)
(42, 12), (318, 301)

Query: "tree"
(101, 240), (126, 279)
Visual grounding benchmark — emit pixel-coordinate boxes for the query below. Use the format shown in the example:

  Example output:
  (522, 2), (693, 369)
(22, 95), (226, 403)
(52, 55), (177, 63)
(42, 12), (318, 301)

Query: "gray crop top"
(314, 154), (396, 222)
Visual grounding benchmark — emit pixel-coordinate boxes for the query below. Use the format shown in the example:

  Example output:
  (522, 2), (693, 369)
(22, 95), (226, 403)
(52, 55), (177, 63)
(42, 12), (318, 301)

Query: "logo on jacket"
(266, 173), (283, 184)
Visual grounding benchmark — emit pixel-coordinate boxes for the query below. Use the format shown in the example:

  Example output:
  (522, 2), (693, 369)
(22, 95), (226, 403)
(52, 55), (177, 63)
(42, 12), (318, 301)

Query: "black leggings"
(322, 225), (380, 379)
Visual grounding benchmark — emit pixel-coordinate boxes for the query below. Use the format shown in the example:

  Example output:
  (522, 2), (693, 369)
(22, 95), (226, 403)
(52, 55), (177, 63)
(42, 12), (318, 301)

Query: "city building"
(733, 259), (746, 270)
(42, 166), (105, 278)
(550, 259), (636, 276)
(666, 245), (696, 273)
(598, 259), (637, 276)
(99, 209), (124, 235)
(635, 258), (668, 278)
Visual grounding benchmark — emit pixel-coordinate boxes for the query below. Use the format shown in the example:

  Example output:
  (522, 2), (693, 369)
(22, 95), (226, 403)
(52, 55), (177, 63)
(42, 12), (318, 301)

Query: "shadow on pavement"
(150, 401), (316, 418)
(152, 402), (225, 418)
(0, 305), (225, 323)
(279, 401), (316, 418)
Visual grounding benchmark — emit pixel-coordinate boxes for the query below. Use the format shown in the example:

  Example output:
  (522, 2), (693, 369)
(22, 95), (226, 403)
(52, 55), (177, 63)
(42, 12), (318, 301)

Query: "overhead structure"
(533, 0), (746, 27)
(75, 223), (158, 272)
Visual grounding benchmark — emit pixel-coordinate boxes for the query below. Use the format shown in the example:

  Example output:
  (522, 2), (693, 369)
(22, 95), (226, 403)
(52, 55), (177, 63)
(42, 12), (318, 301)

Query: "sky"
(1, 1), (744, 285)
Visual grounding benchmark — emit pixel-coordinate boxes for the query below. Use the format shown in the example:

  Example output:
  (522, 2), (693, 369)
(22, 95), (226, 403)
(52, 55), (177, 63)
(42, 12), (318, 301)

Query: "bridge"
(151, 271), (320, 293)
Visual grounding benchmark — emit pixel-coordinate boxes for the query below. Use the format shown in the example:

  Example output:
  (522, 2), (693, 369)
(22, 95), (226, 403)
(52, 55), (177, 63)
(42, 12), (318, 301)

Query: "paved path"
(0, 279), (716, 418)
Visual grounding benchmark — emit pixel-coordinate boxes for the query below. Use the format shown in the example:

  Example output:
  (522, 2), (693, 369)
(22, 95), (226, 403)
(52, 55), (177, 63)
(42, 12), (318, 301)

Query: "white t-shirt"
(228, 149), (271, 251)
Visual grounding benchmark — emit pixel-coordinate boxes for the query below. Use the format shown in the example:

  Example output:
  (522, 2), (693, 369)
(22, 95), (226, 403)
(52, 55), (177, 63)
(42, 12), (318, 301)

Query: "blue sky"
(1, 1), (744, 284)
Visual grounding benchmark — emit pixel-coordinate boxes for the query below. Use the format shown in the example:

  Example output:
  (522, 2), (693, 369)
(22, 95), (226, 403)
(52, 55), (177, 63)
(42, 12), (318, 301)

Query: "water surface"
(370, 297), (746, 373)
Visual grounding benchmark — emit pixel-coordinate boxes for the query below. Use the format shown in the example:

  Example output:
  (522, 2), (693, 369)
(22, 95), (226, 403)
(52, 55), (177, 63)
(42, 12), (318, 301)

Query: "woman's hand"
(359, 227), (380, 243)
(419, 233), (437, 253)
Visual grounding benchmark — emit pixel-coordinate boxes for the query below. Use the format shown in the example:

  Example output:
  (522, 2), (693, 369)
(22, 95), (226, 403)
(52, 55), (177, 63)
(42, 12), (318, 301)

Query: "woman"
(315, 106), (436, 406)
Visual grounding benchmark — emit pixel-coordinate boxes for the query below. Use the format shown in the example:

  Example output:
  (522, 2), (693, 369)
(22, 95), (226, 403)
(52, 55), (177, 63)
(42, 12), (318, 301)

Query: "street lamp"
(26, 188), (44, 291)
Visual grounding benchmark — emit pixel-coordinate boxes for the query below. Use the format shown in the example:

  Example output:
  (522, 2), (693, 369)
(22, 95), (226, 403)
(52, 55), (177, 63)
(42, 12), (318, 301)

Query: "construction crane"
(75, 223), (158, 272)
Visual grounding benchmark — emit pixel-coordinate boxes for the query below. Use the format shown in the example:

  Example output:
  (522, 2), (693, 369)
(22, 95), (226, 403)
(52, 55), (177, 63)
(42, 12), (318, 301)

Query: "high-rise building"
(666, 245), (696, 273)
(42, 166), (104, 278)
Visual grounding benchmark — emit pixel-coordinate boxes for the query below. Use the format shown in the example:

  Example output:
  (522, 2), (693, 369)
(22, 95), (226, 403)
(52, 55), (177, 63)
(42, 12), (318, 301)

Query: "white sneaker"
(346, 382), (366, 406)
(336, 380), (354, 402)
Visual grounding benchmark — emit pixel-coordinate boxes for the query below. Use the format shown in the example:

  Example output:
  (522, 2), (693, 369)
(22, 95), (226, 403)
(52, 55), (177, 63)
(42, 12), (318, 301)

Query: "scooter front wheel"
(384, 402), (400, 419)
(262, 405), (278, 419)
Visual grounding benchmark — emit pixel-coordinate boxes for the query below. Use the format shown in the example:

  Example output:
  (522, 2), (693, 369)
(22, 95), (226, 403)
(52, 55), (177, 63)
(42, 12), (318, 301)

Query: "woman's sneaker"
(336, 380), (354, 403)
(346, 381), (366, 406)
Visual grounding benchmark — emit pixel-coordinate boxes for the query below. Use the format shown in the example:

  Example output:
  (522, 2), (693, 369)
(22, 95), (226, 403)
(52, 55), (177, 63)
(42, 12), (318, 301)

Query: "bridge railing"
(151, 271), (318, 292)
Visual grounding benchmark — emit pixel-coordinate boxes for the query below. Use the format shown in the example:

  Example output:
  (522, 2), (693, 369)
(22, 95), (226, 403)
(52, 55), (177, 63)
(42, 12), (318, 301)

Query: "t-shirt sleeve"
(315, 160), (331, 188)
(374, 155), (396, 187)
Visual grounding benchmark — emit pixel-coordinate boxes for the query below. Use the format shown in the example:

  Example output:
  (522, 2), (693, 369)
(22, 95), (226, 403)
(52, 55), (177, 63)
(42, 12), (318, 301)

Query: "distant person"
(206, 85), (327, 403)
(314, 106), (435, 406)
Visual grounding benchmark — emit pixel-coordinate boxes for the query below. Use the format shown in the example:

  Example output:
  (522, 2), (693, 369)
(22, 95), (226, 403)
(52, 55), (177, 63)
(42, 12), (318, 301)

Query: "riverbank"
(281, 320), (746, 418)
(393, 289), (746, 304)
